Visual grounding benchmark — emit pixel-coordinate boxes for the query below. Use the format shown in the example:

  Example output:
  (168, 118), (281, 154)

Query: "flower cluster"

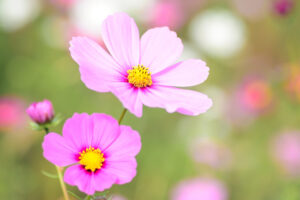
(27, 12), (212, 199)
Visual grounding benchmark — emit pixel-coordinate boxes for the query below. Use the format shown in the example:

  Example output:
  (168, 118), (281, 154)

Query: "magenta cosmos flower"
(26, 99), (54, 124)
(42, 113), (141, 195)
(69, 12), (212, 117)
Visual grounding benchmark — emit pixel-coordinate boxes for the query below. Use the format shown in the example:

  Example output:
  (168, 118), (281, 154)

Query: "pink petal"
(62, 113), (93, 151)
(140, 27), (183, 74)
(90, 113), (121, 150)
(105, 125), (141, 159)
(62, 113), (120, 151)
(42, 133), (77, 166)
(104, 125), (141, 184)
(69, 36), (122, 93)
(104, 159), (137, 184)
(102, 12), (140, 69)
(111, 82), (143, 117)
(153, 59), (209, 87)
(141, 86), (212, 116)
(64, 165), (117, 195)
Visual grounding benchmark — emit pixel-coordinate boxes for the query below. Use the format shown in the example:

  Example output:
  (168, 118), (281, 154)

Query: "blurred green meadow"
(1, 0), (300, 199)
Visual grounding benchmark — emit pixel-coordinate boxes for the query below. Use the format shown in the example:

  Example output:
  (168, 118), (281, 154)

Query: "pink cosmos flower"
(172, 178), (227, 200)
(271, 131), (300, 176)
(42, 113), (141, 195)
(70, 12), (212, 117)
(26, 99), (54, 124)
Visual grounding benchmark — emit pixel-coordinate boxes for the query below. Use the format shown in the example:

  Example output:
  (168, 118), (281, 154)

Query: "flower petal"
(102, 12), (140, 68)
(64, 165), (117, 195)
(104, 125), (141, 184)
(62, 113), (93, 151)
(153, 59), (209, 87)
(62, 113), (120, 151)
(111, 82), (143, 117)
(141, 86), (213, 116)
(90, 113), (121, 151)
(42, 133), (77, 167)
(140, 27), (183, 74)
(105, 125), (141, 159)
(104, 159), (137, 184)
(69, 36), (122, 93)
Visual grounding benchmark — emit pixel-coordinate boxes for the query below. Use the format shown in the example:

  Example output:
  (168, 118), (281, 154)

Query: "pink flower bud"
(274, 0), (293, 16)
(26, 99), (54, 124)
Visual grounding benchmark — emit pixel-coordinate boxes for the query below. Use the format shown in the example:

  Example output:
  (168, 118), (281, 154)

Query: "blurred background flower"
(172, 178), (227, 200)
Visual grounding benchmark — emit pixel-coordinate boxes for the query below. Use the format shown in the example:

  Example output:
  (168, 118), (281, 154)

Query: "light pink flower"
(42, 113), (141, 195)
(147, 1), (185, 30)
(69, 12), (212, 117)
(271, 131), (300, 176)
(172, 178), (227, 200)
(26, 99), (54, 124)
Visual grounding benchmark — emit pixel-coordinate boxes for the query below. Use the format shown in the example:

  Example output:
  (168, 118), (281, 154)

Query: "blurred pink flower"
(0, 96), (26, 131)
(49, 0), (74, 9)
(238, 77), (273, 113)
(42, 113), (141, 195)
(189, 139), (232, 169)
(147, 1), (185, 30)
(26, 99), (54, 124)
(70, 12), (212, 117)
(271, 131), (300, 176)
(231, 0), (270, 20)
(172, 178), (227, 200)
(274, 0), (294, 16)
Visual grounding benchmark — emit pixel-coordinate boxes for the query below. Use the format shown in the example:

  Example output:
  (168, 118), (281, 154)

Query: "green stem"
(118, 109), (127, 124)
(44, 127), (49, 134)
(55, 165), (70, 200)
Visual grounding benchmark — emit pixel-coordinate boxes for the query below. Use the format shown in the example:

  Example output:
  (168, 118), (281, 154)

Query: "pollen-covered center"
(79, 147), (105, 172)
(127, 64), (152, 88)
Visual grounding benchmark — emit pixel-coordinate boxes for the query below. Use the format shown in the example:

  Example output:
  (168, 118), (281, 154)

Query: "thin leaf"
(68, 190), (82, 200)
(41, 170), (58, 179)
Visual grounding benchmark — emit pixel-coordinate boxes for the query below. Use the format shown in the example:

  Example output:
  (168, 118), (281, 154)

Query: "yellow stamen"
(127, 65), (152, 88)
(79, 147), (105, 172)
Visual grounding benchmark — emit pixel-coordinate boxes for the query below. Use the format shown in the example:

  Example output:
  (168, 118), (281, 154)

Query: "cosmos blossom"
(42, 113), (141, 195)
(69, 12), (212, 117)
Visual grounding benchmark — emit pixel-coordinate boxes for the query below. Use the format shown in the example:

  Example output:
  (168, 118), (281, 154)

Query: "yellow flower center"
(127, 65), (152, 88)
(79, 147), (105, 172)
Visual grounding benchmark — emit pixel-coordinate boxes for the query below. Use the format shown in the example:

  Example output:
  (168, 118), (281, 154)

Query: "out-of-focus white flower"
(0, 0), (40, 32)
(189, 10), (246, 58)
(69, 0), (121, 39)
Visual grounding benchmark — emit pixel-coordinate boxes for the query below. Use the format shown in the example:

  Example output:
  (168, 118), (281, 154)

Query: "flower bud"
(26, 99), (54, 124)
